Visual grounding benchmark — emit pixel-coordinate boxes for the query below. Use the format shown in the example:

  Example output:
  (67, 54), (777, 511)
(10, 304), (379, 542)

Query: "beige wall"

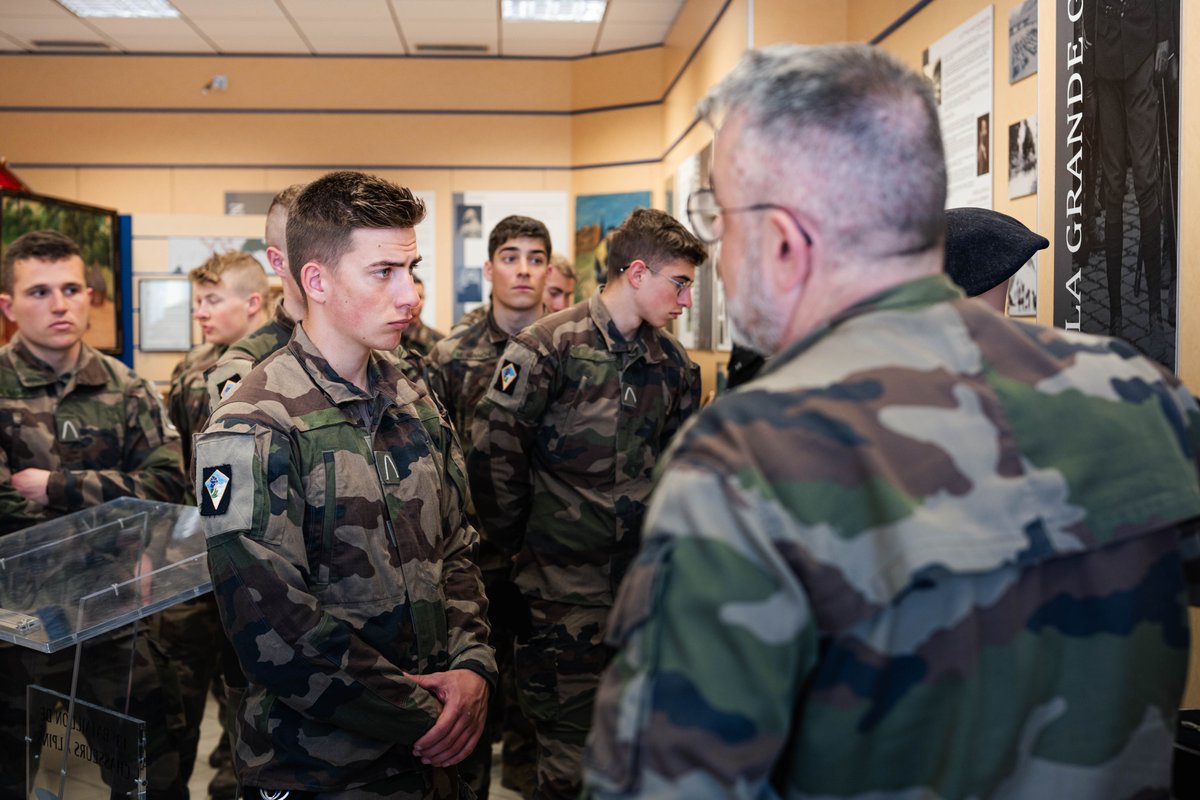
(2, 0), (1196, 401)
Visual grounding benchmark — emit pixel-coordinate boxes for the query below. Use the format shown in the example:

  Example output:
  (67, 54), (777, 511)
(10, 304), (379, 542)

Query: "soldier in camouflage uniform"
(584, 44), (1200, 799)
(196, 184), (305, 796)
(428, 214), (552, 798)
(468, 207), (704, 800)
(196, 171), (495, 798)
(399, 275), (445, 358)
(168, 250), (269, 483)
(159, 249), (269, 791)
(543, 254), (577, 314)
(0, 230), (190, 797)
(204, 183), (307, 411)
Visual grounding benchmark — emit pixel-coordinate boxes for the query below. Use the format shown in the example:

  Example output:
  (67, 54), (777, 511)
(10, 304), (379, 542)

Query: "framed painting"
(0, 190), (121, 356)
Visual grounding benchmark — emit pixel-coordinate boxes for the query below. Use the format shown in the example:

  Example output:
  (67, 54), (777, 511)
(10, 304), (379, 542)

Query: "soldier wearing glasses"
(467, 207), (704, 800)
(583, 44), (1200, 800)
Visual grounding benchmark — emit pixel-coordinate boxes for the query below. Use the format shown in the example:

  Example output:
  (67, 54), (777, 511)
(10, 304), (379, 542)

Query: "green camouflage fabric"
(196, 323), (496, 793)
(467, 291), (701, 607)
(401, 322), (446, 358)
(426, 305), (531, 798)
(167, 340), (227, 494)
(468, 292), (699, 800)
(204, 297), (296, 411)
(584, 275), (1200, 800)
(427, 304), (509, 448)
(164, 341), (234, 790)
(0, 334), (189, 797)
(0, 335), (187, 536)
(452, 304), (488, 335)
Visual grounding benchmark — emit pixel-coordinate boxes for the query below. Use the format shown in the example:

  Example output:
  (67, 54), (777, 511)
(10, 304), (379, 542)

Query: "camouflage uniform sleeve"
(167, 369), (207, 493)
(425, 355), (456, 435)
(465, 338), (553, 556)
(45, 376), (187, 510)
(437, 416), (498, 685)
(0, 435), (40, 533)
(198, 419), (445, 744)
(584, 461), (818, 799)
(205, 354), (254, 410)
(662, 361), (701, 448)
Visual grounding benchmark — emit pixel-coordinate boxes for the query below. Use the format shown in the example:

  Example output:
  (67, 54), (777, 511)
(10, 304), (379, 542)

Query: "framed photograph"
(1008, 116), (1038, 199)
(137, 278), (192, 352)
(0, 190), (121, 355)
(1009, 0), (1038, 84)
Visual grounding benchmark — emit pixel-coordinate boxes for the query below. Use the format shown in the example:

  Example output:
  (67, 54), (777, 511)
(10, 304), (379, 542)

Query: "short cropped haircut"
(2, 230), (82, 293)
(550, 253), (576, 281)
(487, 215), (552, 262)
(698, 43), (946, 259)
(189, 251), (270, 299)
(268, 183), (306, 219)
(607, 208), (707, 282)
(286, 171), (426, 292)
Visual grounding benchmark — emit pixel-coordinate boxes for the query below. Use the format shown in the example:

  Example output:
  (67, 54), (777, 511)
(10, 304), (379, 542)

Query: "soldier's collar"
(588, 293), (667, 362)
(10, 336), (107, 388)
(289, 324), (421, 411)
(484, 307), (511, 346)
(762, 274), (963, 377)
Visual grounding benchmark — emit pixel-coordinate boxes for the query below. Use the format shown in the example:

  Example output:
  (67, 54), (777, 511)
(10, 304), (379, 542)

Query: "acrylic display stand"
(0, 497), (209, 799)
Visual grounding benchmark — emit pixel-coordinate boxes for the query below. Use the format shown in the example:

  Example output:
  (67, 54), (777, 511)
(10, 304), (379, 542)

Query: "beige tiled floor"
(33, 694), (525, 799)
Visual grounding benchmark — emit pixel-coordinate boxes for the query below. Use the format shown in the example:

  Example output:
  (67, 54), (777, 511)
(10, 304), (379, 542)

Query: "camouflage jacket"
(204, 299), (296, 409)
(400, 322), (446, 359)
(467, 292), (701, 607)
(0, 336), (186, 536)
(452, 304), (488, 335)
(167, 341), (227, 491)
(197, 324), (496, 790)
(426, 305), (509, 448)
(584, 276), (1200, 799)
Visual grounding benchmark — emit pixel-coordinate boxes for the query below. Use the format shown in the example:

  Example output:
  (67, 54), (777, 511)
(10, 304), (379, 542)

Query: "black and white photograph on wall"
(1009, 0), (1038, 83)
(1008, 254), (1038, 317)
(977, 114), (990, 176)
(1008, 116), (1037, 199)
(1054, 0), (1179, 370)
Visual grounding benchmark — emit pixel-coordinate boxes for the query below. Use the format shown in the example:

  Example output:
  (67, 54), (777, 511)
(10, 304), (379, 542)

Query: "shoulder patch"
(495, 360), (521, 394)
(195, 433), (257, 538)
(219, 376), (242, 399)
(484, 344), (538, 412)
(200, 464), (233, 516)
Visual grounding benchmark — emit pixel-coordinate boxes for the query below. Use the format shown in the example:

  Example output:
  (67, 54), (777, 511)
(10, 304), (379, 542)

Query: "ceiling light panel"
(502, 1), (606, 23)
(58, 0), (180, 18)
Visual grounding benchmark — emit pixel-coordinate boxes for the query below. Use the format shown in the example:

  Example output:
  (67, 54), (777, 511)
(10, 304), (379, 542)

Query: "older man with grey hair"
(582, 43), (1200, 799)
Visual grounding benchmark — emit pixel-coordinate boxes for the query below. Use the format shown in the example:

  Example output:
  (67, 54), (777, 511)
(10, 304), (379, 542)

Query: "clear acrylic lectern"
(0, 497), (210, 799)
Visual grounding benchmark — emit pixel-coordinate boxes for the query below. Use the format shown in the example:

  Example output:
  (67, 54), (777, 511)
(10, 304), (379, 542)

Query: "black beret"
(944, 207), (1049, 297)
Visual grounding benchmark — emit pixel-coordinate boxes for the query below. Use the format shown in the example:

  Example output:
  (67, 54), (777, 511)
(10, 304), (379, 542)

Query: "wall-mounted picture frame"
(137, 278), (193, 352)
(0, 189), (121, 355)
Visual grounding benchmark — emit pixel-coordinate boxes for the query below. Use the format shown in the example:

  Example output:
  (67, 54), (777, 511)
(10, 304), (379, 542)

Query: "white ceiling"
(0, 0), (685, 57)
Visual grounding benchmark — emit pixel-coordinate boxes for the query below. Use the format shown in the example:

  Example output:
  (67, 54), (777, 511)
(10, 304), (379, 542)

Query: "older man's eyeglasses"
(686, 188), (814, 246)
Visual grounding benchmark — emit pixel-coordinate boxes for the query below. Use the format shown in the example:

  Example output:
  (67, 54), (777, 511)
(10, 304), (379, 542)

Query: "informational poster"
(451, 191), (568, 325)
(673, 148), (709, 350)
(922, 6), (994, 209)
(1054, 0), (1179, 370)
(137, 278), (192, 351)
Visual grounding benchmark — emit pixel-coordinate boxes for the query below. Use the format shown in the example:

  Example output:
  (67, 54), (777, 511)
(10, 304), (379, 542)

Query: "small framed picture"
(138, 278), (193, 352)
